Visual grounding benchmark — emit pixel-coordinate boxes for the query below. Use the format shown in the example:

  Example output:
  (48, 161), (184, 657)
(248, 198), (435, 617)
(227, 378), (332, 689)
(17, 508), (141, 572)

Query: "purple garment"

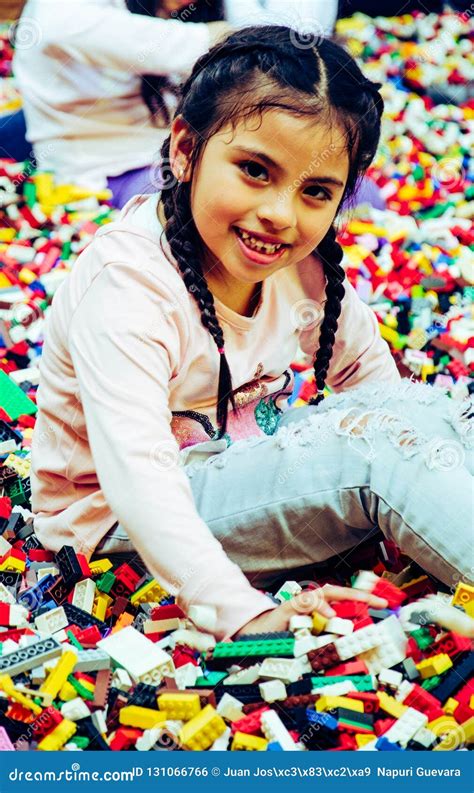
(107, 167), (386, 212)
(344, 176), (386, 211)
(107, 165), (161, 209)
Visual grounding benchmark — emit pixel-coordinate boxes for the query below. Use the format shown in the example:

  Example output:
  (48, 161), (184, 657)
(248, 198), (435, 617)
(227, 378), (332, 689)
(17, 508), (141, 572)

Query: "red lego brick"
(374, 718), (396, 736)
(332, 601), (370, 620)
(150, 604), (186, 621)
(230, 706), (270, 735)
(329, 661), (369, 676)
(372, 580), (406, 609)
(109, 727), (142, 751)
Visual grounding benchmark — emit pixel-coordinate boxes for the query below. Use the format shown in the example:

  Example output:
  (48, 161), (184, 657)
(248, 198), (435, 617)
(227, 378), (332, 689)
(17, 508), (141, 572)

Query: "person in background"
(12, 0), (229, 205)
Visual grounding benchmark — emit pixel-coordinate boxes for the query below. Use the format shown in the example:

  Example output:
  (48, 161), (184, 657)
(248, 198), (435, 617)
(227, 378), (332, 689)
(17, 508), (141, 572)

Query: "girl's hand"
(232, 584), (389, 638)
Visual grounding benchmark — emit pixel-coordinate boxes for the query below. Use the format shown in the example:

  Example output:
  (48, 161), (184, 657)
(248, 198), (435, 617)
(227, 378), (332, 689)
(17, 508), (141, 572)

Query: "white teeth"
(237, 228), (283, 254)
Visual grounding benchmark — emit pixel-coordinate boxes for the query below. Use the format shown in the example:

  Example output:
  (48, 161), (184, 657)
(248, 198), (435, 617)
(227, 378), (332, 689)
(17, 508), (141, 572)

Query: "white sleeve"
(39, 3), (211, 75)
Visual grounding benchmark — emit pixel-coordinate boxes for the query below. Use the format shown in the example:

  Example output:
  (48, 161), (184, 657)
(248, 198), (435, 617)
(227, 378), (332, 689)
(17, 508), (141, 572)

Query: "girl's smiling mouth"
(233, 225), (291, 265)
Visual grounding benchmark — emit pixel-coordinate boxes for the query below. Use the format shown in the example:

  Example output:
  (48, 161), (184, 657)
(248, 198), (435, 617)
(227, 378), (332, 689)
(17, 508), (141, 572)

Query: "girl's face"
(170, 110), (349, 301)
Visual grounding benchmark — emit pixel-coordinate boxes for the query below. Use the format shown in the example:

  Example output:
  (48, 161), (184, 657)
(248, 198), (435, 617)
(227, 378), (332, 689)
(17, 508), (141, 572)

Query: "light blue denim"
(95, 379), (474, 590)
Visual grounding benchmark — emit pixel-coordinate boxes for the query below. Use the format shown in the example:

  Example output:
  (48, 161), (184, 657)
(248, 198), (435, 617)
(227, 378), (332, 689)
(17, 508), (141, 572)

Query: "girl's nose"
(256, 195), (296, 231)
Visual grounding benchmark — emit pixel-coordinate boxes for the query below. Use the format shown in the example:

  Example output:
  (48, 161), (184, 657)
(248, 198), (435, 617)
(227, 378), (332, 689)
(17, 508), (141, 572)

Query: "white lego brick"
(0, 440), (17, 454)
(352, 571), (379, 592)
(223, 664), (261, 685)
(383, 708), (428, 748)
(144, 618), (185, 634)
(325, 617), (354, 636)
(135, 727), (163, 751)
(0, 639), (18, 654)
(8, 604), (29, 627)
(112, 668), (133, 692)
(174, 662), (200, 690)
(259, 657), (302, 683)
(72, 579), (96, 614)
(259, 679), (287, 703)
(216, 693), (245, 722)
(0, 581), (16, 603)
(293, 635), (321, 657)
(210, 726), (231, 751)
(334, 623), (382, 660)
(91, 710), (107, 734)
(289, 615), (313, 632)
(169, 629), (215, 653)
(396, 680), (415, 702)
(37, 566), (60, 581)
(98, 626), (175, 684)
(35, 606), (68, 634)
(0, 537), (13, 557)
(358, 616), (408, 674)
(412, 726), (437, 749)
(60, 697), (91, 721)
(274, 582), (302, 603)
(312, 681), (357, 697)
(357, 739), (378, 751)
(260, 710), (301, 751)
(75, 648), (110, 673)
(379, 668), (403, 689)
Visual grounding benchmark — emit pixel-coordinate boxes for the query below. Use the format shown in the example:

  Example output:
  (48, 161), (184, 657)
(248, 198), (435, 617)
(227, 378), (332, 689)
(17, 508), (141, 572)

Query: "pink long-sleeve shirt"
(31, 194), (400, 639)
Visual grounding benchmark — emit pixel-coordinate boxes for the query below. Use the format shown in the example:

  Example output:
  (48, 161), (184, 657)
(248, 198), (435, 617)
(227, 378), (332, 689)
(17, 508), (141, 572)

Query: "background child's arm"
(68, 258), (276, 641)
(26, 2), (212, 76)
(313, 277), (401, 391)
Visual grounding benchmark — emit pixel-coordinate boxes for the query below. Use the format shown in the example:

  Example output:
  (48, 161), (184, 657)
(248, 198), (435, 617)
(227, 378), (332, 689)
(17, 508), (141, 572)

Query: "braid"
(159, 150), (236, 439)
(309, 226), (346, 407)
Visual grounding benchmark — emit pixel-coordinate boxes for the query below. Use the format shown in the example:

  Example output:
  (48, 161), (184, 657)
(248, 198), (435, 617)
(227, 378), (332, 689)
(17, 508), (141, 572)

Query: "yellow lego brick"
(38, 719), (77, 751)
(19, 267), (36, 285)
(462, 716), (474, 744)
(58, 681), (78, 702)
(130, 579), (168, 606)
(89, 559), (113, 574)
(429, 716), (465, 751)
(0, 556), (26, 573)
(470, 695), (474, 711)
(377, 692), (407, 719)
(33, 172), (55, 203)
(347, 221), (386, 237)
(119, 705), (167, 730)
(0, 228), (16, 242)
(157, 693), (201, 722)
(40, 651), (78, 698)
(356, 734), (376, 748)
(0, 674), (42, 714)
(452, 583), (474, 618)
(416, 654), (452, 679)
(92, 593), (111, 622)
(231, 732), (268, 751)
(379, 324), (404, 348)
(0, 273), (13, 288)
(5, 453), (31, 477)
(179, 705), (227, 751)
(311, 612), (328, 635)
(316, 696), (364, 714)
(443, 698), (459, 716)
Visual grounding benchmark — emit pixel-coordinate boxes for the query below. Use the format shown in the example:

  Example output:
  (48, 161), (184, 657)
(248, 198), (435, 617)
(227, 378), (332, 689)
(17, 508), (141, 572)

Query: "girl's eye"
(304, 185), (332, 201)
(238, 160), (268, 181)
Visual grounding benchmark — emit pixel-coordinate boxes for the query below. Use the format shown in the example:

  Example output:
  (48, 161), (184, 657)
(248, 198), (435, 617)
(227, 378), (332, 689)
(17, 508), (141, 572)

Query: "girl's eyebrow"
(233, 146), (344, 188)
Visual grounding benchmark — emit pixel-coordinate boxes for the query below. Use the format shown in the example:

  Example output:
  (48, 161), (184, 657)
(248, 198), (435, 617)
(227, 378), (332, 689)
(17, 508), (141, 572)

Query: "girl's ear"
(169, 115), (194, 182)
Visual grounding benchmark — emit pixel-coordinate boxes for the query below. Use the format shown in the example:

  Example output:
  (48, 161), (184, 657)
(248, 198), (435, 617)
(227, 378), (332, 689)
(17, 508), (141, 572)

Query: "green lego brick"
(421, 675), (443, 691)
(410, 627), (434, 650)
(68, 735), (90, 749)
(96, 570), (116, 594)
(0, 370), (37, 420)
(6, 478), (30, 506)
(66, 675), (94, 700)
(194, 671), (228, 687)
(311, 675), (375, 692)
(212, 638), (294, 660)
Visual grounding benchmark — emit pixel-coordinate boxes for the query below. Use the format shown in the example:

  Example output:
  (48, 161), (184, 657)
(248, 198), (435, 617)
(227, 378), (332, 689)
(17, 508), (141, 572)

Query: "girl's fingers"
(321, 584), (388, 609)
(287, 594), (336, 618)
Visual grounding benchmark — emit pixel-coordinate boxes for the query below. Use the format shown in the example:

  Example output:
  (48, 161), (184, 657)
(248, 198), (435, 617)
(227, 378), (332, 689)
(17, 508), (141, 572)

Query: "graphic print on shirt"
(170, 368), (294, 449)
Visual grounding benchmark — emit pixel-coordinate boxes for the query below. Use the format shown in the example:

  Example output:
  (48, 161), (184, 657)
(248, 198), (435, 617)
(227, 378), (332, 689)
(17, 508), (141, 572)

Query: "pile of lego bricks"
(291, 10), (473, 405)
(0, 533), (472, 752)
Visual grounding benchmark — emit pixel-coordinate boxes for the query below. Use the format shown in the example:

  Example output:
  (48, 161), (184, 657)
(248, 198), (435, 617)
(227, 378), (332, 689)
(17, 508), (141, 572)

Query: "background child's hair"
(126, 0), (224, 125)
(159, 25), (384, 439)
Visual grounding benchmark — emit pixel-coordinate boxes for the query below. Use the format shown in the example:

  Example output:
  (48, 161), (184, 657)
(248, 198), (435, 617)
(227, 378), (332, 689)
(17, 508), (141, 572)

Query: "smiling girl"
(30, 27), (473, 640)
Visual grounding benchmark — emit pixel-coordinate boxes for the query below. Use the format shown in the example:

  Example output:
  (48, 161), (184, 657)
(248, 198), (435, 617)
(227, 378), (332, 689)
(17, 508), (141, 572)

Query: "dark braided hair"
(158, 26), (384, 437)
(125, 0), (224, 124)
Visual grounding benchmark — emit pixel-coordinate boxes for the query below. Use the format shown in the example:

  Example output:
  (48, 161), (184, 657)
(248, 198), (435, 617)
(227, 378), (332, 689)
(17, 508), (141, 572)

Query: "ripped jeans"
(95, 380), (474, 589)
